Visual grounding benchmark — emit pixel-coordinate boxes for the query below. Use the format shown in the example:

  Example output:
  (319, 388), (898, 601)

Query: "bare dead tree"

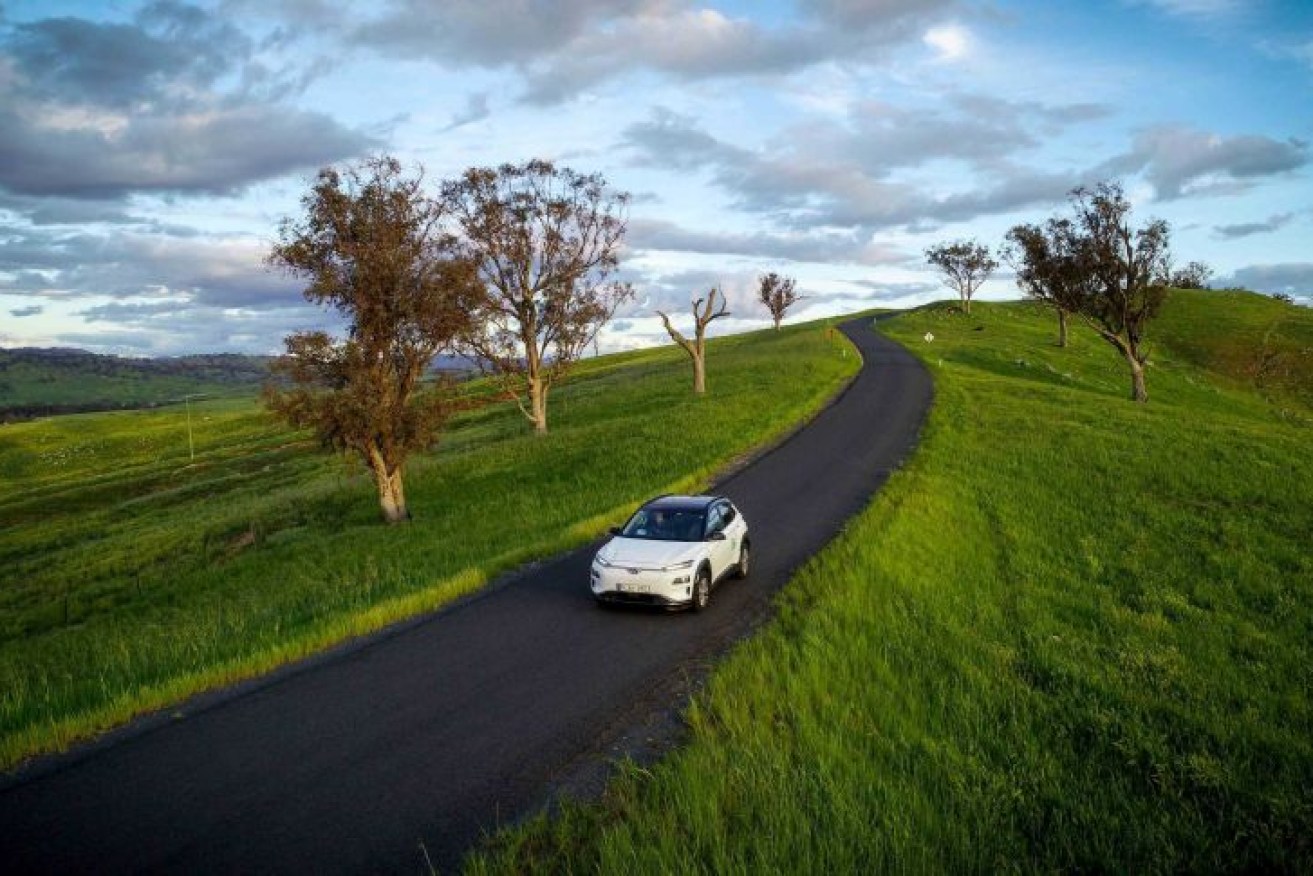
(442, 160), (633, 434)
(757, 272), (801, 330)
(925, 239), (998, 315)
(265, 156), (480, 523)
(658, 287), (730, 394)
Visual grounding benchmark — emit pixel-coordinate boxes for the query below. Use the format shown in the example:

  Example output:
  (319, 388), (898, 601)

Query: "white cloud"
(1100, 126), (1309, 200)
(0, 5), (375, 200)
(628, 218), (910, 266)
(923, 23), (970, 62)
(3, 0), (1310, 355)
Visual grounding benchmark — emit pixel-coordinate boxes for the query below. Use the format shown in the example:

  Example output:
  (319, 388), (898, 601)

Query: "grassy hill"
(469, 291), (1313, 873)
(0, 348), (270, 420)
(1153, 287), (1313, 409)
(0, 320), (858, 768)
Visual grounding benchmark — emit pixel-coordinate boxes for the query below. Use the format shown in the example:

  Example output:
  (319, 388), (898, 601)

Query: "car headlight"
(663, 559), (694, 572)
(595, 555), (614, 568)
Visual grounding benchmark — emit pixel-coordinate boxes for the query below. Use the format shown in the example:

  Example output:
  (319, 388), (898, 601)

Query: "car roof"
(642, 494), (724, 512)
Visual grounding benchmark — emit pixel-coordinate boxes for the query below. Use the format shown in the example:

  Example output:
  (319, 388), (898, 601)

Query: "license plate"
(619, 582), (650, 594)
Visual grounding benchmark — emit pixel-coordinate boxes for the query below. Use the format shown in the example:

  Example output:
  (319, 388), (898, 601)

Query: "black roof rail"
(645, 493), (721, 508)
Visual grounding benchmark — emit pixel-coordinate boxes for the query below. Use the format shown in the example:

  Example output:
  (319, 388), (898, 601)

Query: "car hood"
(598, 537), (703, 570)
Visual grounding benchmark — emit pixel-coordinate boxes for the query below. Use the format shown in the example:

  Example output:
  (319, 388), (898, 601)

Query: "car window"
(705, 505), (724, 536)
(621, 507), (707, 541)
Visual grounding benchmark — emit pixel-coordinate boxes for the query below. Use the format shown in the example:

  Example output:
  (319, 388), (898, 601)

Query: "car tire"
(691, 568), (711, 612)
(734, 540), (750, 580)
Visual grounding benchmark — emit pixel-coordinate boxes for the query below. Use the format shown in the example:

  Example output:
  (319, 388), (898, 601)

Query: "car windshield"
(619, 507), (706, 542)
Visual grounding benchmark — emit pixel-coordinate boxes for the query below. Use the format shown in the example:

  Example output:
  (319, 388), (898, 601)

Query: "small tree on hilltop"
(442, 160), (633, 435)
(658, 287), (730, 394)
(925, 239), (997, 315)
(1003, 218), (1091, 348)
(1170, 260), (1212, 289)
(758, 272), (801, 330)
(1068, 181), (1172, 403)
(265, 156), (480, 523)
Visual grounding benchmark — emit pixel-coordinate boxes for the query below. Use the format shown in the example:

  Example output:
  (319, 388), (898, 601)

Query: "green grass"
(1152, 287), (1313, 409)
(0, 320), (858, 769)
(467, 293), (1313, 873)
(0, 349), (267, 415)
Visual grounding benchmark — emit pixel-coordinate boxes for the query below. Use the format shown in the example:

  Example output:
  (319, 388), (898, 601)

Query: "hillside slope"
(1153, 287), (1312, 409)
(0, 348), (270, 420)
(0, 319), (857, 768)
(471, 297), (1312, 873)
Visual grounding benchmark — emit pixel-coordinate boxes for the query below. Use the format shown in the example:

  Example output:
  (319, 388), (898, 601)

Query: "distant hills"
(0, 348), (478, 421)
(0, 348), (271, 420)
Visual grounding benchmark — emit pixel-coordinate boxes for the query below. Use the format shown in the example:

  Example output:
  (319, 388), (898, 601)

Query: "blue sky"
(1, 0), (1309, 355)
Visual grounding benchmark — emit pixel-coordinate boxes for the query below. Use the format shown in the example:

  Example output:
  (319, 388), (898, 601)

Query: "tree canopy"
(1003, 217), (1091, 348)
(1006, 181), (1172, 402)
(265, 156), (480, 522)
(758, 272), (801, 330)
(1171, 261), (1213, 289)
(442, 159), (632, 434)
(925, 239), (997, 315)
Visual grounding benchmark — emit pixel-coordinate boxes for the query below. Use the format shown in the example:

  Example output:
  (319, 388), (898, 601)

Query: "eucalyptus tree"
(758, 272), (801, 330)
(442, 160), (632, 434)
(1067, 182), (1172, 403)
(265, 156), (480, 523)
(1170, 261), (1212, 289)
(1007, 182), (1172, 402)
(1003, 218), (1089, 348)
(925, 239), (998, 315)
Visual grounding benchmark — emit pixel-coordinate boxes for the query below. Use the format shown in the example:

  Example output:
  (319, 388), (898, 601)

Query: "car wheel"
(691, 568), (711, 612)
(734, 541), (750, 580)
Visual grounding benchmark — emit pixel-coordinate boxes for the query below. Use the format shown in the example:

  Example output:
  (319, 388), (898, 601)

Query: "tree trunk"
(773, 314), (782, 331)
(1096, 329), (1149, 404)
(368, 447), (409, 523)
(529, 376), (548, 434)
(962, 291), (971, 315)
(1057, 308), (1068, 348)
(692, 352), (706, 394)
(1127, 352), (1148, 403)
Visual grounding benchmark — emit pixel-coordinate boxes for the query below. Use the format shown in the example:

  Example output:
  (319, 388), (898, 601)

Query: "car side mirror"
(608, 526), (621, 536)
(709, 531), (727, 541)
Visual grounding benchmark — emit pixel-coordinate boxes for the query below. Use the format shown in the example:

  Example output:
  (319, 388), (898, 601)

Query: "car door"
(706, 502), (736, 580)
(724, 502), (747, 548)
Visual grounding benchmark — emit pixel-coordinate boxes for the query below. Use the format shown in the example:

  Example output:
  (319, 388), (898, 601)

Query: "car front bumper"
(591, 564), (694, 608)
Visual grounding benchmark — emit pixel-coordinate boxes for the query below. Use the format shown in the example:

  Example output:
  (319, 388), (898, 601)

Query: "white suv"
(591, 494), (750, 611)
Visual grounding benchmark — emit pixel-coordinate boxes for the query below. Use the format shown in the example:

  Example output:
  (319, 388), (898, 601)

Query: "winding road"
(0, 317), (932, 874)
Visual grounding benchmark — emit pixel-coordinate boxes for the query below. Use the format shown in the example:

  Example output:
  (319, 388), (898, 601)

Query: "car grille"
(606, 591), (681, 606)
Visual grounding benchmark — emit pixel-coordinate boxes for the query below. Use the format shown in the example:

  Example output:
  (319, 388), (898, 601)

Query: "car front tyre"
(734, 540), (750, 580)
(691, 568), (711, 612)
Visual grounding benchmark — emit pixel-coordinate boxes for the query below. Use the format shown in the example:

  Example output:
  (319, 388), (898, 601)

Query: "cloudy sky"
(1, 0), (1310, 355)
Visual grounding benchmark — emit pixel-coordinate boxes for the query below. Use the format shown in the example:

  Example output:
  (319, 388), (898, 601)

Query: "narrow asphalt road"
(0, 317), (932, 874)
